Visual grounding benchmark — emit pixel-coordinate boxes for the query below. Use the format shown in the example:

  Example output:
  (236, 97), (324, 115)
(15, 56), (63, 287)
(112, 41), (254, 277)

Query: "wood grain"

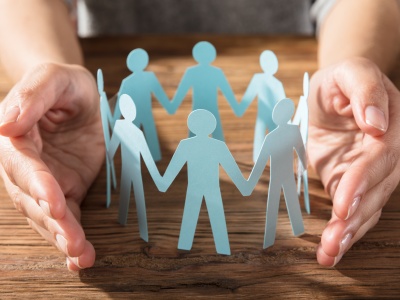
(1, 36), (400, 299)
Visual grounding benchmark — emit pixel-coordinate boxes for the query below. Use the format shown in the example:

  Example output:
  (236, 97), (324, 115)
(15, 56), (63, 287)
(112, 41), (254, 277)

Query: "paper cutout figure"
(108, 94), (163, 242)
(170, 41), (241, 141)
(158, 109), (248, 255)
(237, 50), (286, 162)
(292, 72), (310, 214)
(246, 98), (307, 249)
(115, 49), (173, 162)
(97, 69), (117, 208)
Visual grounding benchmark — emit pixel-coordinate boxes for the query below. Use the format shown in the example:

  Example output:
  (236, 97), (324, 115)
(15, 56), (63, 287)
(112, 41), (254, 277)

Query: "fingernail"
(333, 253), (344, 267)
(345, 197), (360, 220)
(56, 234), (68, 254)
(339, 233), (352, 255)
(66, 257), (79, 272)
(68, 256), (82, 269)
(39, 200), (52, 218)
(365, 106), (387, 132)
(1, 105), (20, 125)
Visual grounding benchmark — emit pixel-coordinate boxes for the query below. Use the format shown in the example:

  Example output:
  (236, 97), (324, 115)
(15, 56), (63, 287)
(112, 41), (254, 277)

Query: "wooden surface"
(1, 36), (400, 299)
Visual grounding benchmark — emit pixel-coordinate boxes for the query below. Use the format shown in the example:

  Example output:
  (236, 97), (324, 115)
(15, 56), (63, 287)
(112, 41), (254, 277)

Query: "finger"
(67, 241), (96, 269)
(25, 203), (87, 258)
(332, 138), (397, 220)
(332, 78), (400, 220)
(0, 63), (96, 137)
(320, 173), (393, 259)
(28, 219), (95, 270)
(66, 257), (81, 272)
(0, 135), (66, 219)
(317, 210), (381, 267)
(334, 58), (389, 136)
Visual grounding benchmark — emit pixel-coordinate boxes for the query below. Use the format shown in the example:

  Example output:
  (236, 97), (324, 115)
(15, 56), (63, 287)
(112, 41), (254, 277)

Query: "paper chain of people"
(97, 41), (310, 255)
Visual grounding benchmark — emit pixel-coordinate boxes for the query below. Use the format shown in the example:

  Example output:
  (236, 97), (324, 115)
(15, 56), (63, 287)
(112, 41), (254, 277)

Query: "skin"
(0, 0), (399, 271)
(309, 0), (400, 266)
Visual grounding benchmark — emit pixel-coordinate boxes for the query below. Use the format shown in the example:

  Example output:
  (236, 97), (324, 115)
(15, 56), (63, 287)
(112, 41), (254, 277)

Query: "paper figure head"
(272, 98), (295, 126)
(303, 72), (309, 99)
(187, 109), (216, 136)
(193, 41), (216, 64)
(97, 69), (104, 93)
(119, 94), (137, 122)
(127, 48), (149, 72)
(260, 50), (278, 75)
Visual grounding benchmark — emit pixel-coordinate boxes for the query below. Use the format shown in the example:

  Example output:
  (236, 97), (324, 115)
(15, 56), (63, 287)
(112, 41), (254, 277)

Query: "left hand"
(308, 57), (400, 266)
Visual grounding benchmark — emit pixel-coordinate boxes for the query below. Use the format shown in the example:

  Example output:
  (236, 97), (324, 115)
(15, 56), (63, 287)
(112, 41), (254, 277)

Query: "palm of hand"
(39, 107), (104, 208)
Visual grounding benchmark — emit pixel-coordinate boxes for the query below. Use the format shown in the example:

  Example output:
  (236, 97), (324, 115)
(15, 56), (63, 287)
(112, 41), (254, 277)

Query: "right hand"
(0, 63), (105, 271)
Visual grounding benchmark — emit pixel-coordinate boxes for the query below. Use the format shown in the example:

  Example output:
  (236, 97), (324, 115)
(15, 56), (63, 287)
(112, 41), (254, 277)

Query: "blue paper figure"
(170, 41), (241, 141)
(246, 98), (307, 249)
(115, 48), (173, 162)
(237, 50), (286, 162)
(292, 72), (310, 214)
(97, 69), (117, 208)
(158, 109), (248, 255)
(108, 94), (163, 242)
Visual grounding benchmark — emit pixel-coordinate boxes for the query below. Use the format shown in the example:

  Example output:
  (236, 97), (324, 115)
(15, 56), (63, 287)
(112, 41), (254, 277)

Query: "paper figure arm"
(139, 132), (164, 190)
(292, 96), (304, 126)
(219, 144), (250, 196)
(150, 73), (174, 114)
(246, 139), (271, 194)
(158, 142), (187, 192)
(108, 125), (121, 161)
(170, 71), (192, 114)
(237, 76), (258, 117)
(275, 81), (286, 101)
(218, 70), (240, 116)
(294, 129), (307, 171)
(101, 93), (115, 130)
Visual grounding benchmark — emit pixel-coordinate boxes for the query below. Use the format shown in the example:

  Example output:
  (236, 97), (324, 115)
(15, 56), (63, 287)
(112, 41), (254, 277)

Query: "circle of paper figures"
(98, 41), (310, 255)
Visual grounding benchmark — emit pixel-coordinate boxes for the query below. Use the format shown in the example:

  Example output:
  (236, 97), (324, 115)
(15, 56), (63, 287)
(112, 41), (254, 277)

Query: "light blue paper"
(157, 109), (248, 255)
(108, 94), (163, 242)
(114, 49), (173, 162)
(97, 69), (117, 208)
(292, 72), (310, 214)
(237, 50), (286, 162)
(170, 41), (241, 141)
(246, 98), (307, 249)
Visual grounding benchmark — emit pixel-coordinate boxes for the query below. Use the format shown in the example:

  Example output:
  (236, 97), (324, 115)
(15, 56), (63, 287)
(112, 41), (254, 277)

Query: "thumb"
(334, 57), (388, 136)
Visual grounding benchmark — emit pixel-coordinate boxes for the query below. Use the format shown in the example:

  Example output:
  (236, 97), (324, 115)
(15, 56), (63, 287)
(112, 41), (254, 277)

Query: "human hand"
(0, 63), (104, 271)
(308, 57), (400, 267)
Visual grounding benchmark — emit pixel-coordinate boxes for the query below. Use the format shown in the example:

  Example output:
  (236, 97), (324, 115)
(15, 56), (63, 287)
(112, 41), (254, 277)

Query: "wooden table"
(1, 36), (400, 299)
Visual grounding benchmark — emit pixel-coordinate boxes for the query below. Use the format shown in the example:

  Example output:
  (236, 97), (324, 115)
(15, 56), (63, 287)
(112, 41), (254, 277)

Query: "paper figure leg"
(297, 162), (302, 197)
(205, 191), (230, 255)
(264, 178), (281, 249)
(111, 158), (117, 190)
(211, 113), (225, 142)
(118, 166), (132, 226)
(142, 119), (162, 162)
(178, 189), (203, 251)
(132, 170), (149, 242)
(106, 157), (111, 208)
(303, 169), (310, 214)
(112, 99), (121, 128)
(253, 118), (267, 162)
(283, 176), (305, 237)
